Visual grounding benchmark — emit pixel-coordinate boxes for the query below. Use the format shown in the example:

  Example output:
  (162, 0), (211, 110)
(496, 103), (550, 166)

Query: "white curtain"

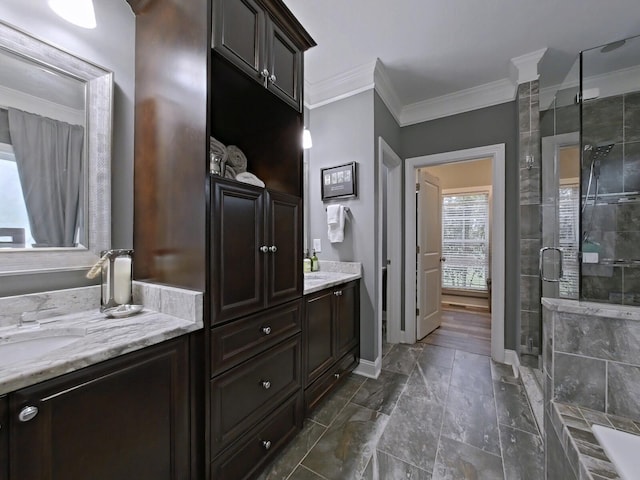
(8, 108), (84, 247)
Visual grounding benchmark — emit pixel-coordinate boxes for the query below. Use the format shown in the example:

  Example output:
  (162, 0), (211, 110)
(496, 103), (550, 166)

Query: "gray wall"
(0, 0), (135, 297)
(400, 102), (520, 350)
(307, 90), (378, 362)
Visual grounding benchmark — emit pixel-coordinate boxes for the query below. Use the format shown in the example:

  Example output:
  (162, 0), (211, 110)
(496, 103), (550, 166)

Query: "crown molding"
(398, 78), (516, 126)
(304, 60), (376, 109)
(373, 59), (403, 124)
(509, 48), (547, 84)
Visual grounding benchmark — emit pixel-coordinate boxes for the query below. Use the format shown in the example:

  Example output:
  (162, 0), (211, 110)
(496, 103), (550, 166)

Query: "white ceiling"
(283, 0), (640, 108)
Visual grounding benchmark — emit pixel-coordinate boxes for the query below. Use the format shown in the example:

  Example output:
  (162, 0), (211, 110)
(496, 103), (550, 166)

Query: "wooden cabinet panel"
(335, 281), (360, 358)
(9, 338), (190, 480)
(210, 335), (301, 456)
(266, 20), (302, 110)
(211, 393), (302, 480)
(211, 299), (301, 377)
(211, 180), (265, 324)
(213, 0), (264, 77)
(304, 348), (358, 414)
(266, 191), (302, 306)
(304, 289), (335, 386)
(0, 396), (7, 480)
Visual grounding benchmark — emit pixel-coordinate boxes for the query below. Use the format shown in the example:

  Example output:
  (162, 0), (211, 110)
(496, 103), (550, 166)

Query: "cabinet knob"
(334, 372), (341, 379)
(261, 69), (269, 79)
(334, 290), (343, 296)
(259, 245), (269, 253)
(262, 326), (272, 335)
(269, 245), (277, 253)
(262, 440), (272, 450)
(262, 380), (271, 390)
(269, 74), (277, 83)
(18, 405), (38, 422)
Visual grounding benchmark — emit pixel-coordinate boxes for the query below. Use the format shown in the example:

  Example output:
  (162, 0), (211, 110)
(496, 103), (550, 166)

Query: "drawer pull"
(334, 372), (341, 379)
(262, 326), (272, 335)
(334, 290), (343, 296)
(18, 405), (39, 422)
(262, 380), (271, 390)
(269, 245), (277, 253)
(262, 440), (272, 450)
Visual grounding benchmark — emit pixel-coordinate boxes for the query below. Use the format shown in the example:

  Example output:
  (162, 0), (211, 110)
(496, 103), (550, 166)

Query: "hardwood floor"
(419, 306), (491, 356)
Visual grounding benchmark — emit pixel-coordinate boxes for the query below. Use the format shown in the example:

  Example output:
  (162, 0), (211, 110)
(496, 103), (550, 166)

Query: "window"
(0, 143), (35, 248)
(441, 192), (489, 291)
(558, 184), (579, 299)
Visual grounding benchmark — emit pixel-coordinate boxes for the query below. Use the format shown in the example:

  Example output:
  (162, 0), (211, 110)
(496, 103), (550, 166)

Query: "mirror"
(0, 20), (112, 275)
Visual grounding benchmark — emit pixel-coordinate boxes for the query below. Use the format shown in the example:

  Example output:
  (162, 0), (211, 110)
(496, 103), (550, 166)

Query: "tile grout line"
(431, 349), (458, 476)
(491, 369), (508, 480)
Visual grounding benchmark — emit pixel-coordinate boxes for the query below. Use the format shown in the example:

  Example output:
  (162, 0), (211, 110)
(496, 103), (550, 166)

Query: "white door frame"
(404, 144), (506, 362)
(377, 137), (403, 351)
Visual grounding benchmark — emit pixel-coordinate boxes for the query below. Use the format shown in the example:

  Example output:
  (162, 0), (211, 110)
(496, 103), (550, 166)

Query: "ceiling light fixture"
(48, 0), (97, 29)
(302, 128), (313, 149)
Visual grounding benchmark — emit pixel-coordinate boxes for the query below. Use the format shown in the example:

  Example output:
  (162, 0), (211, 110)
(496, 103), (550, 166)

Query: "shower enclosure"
(526, 32), (640, 370)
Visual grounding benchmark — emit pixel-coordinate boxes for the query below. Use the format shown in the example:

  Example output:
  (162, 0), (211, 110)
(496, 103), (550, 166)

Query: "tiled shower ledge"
(550, 401), (640, 479)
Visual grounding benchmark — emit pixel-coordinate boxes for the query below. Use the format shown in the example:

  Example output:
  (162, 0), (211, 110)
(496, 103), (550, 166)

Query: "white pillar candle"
(113, 256), (132, 305)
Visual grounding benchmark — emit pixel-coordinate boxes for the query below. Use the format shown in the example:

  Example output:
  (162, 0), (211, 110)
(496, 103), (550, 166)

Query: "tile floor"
(259, 343), (544, 480)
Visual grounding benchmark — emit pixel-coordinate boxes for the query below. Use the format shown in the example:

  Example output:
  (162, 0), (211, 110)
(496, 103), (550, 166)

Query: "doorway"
(417, 159), (493, 355)
(404, 144), (506, 362)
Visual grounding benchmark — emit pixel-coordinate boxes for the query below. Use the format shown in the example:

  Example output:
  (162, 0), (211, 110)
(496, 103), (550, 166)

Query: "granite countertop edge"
(303, 271), (362, 295)
(0, 309), (203, 395)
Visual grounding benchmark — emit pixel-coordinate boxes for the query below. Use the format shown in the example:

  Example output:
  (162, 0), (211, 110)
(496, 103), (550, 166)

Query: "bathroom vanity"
(0, 283), (203, 480)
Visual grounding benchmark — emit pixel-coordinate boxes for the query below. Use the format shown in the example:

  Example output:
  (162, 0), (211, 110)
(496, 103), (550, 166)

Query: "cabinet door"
(304, 289), (335, 386)
(0, 396), (7, 480)
(265, 19), (303, 110)
(9, 338), (190, 480)
(213, 0), (265, 81)
(212, 179), (265, 324)
(335, 281), (360, 358)
(265, 190), (302, 307)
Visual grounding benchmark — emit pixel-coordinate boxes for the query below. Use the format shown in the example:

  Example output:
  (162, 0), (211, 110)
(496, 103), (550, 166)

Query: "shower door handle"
(539, 247), (563, 282)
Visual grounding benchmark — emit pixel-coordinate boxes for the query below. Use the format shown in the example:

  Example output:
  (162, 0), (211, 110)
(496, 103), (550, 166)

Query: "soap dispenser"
(303, 250), (312, 273)
(311, 250), (319, 271)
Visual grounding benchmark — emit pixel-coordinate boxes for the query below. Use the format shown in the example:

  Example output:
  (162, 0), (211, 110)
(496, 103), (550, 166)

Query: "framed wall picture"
(321, 162), (357, 200)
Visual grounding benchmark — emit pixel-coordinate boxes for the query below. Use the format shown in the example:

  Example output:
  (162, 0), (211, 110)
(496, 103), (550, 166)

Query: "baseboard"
(503, 349), (521, 378)
(353, 356), (381, 379)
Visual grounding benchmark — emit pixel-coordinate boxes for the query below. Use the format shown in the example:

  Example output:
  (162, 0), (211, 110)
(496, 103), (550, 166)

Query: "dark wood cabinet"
(211, 178), (302, 325)
(303, 281), (360, 413)
(0, 396), (7, 480)
(8, 338), (190, 480)
(212, 0), (311, 110)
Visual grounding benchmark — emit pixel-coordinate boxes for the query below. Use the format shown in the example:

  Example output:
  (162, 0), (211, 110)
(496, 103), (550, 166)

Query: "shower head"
(589, 143), (615, 162)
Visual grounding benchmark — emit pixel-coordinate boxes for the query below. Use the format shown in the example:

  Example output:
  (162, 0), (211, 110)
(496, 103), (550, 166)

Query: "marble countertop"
(542, 297), (640, 322)
(303, 261), (362, 295)
(0, 282), (203, 395)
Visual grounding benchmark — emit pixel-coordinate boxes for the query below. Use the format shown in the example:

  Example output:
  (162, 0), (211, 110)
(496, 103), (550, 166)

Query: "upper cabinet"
(213, 0), (314, 111)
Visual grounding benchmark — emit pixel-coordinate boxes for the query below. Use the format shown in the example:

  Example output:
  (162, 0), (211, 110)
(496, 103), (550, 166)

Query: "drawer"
(304, 347), (358, 415)
(211, 299), (301, 377)
(211, 335), (301, 456)
(211, 393), (302, 480)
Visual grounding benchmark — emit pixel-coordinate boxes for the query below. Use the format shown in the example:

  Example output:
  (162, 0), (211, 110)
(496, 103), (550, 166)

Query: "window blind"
(441, 192), (489, 291)
(558, 185), (579, 299)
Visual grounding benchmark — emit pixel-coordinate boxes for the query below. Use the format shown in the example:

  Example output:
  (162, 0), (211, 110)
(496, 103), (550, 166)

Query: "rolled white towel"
(236, 172), (265, 188)
(227, 145), (248, 174)
(209, 136), (228, 173)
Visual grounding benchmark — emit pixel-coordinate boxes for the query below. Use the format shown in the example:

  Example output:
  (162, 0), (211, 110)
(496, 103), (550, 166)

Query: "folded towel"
(327, 204), (345, 243)
(224, 165), (237, 179)
(227, 145), (248, 174)
(236, 172), (265, 188)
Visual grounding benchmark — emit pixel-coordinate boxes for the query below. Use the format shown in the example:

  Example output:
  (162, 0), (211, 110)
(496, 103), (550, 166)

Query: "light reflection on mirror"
(0, 45), (86, 249)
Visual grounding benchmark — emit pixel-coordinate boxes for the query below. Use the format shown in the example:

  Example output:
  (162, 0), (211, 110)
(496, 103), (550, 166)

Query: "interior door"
(417, 169), (443, 339)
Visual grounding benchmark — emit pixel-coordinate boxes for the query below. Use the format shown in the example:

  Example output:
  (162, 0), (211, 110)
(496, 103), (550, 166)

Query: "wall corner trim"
(353, 356), (382, 379)
(509, 48), (548, 85)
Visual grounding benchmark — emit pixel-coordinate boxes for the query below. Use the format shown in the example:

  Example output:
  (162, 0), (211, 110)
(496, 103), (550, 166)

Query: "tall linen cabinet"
(129, 0), (315, 478)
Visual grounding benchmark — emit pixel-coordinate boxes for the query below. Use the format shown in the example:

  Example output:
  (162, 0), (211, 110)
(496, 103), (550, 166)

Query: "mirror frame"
(0, 21), (113, 275)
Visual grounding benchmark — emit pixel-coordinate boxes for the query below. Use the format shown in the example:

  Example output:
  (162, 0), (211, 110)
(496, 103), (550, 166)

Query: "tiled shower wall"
(518, 81), (542, 357)
(581, 92), (640, 305)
